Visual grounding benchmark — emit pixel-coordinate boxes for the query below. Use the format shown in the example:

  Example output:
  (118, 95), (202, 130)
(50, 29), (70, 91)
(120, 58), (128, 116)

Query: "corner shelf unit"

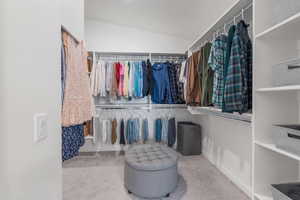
(253, 0), (300, 199)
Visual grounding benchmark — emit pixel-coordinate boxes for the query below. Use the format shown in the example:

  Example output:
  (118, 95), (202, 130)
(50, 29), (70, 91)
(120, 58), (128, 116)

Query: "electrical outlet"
(34, 113), (48, 143)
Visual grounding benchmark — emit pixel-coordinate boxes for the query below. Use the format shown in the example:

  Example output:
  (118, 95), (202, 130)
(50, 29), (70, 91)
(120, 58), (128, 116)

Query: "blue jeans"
(168, 118), (176, 147)
(126, 119), (140, 144)
(142, 119), (149, 143)
(151, 63), (173, 104)
(155, 119), (162, 142)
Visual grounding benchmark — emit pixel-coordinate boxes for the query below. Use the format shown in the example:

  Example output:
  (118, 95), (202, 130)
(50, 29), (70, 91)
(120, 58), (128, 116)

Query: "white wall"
(199, 115), (252, 196)
(62, 0), (84, 40)
(85, 19), (190, 53)
(1, 0), (62, 199)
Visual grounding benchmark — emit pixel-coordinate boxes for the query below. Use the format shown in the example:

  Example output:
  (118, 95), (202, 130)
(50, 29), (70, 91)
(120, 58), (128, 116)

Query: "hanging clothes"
(62, 124), (84, 161)
(222, 25), (236, 112)
(175, 63), (185, 104)
(151, 63), (173, 104)
(123, 62), (129, 97)
(61, 32), (94, 127)
(83, 120), (93, 137)
(105, 62), (113, 94)
(208, 34), (228, 109)
(118, 62), (125, 96)
(61, 45), (67, 103)
(128, 62), (135, 98)
(133, 62), (143, 98)
(224, 20), (252, 113)
(111, 63), (118, 98)
(155, 119), (162, 142)
(168, 62), (179, 104)
(167, 118), (176, 147)
(142, 60), (152, 97)
(199, 42), (213, 106)
(119, 119), (126, 145)
(111, 119), (117, 144)
(186, 50), (201, 105)
(142, 119), (149, 144)
(99, 60), (107, 97)
(239, 20), (252, 111)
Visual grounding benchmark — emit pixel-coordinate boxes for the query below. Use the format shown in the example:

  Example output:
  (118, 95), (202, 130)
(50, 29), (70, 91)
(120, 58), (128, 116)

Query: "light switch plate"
(34, 113), (48, 143)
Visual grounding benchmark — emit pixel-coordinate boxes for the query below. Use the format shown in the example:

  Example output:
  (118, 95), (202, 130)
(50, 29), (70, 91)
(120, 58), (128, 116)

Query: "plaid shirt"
(208, 35), (228, 108)
(167, 62), (179, 103)
(224, 21), (252, 113)
(175, 63), (185, 103)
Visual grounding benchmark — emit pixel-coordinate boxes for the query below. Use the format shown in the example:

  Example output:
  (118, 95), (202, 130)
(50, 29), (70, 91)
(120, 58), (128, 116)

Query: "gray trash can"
(177, 122), (201, 156)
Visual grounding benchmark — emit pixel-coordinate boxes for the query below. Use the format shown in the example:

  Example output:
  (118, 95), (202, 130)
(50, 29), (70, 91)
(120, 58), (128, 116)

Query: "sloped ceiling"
(85, 0), (238, 43)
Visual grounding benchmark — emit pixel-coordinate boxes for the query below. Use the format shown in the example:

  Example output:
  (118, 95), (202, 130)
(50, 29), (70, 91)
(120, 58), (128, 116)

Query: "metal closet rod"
(95, 104), (187, 110)
(90, 51), (186, 57)
(192, 2), (253, 50)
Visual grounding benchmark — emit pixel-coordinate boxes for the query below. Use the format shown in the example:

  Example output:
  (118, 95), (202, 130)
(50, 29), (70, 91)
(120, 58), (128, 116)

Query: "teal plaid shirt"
(224, 21), (252, 113)
(208, 34), (227, 109)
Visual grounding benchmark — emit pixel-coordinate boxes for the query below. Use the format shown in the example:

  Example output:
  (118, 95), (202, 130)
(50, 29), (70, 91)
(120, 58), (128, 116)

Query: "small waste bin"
(177, 122), (201, 156)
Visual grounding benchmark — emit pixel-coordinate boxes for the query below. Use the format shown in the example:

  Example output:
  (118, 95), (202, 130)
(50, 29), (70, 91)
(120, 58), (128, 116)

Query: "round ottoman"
(124, 144), (178, 198)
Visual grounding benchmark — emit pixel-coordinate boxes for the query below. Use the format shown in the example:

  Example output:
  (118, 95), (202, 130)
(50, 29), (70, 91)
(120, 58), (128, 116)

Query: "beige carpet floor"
(63, 152), (249, 200)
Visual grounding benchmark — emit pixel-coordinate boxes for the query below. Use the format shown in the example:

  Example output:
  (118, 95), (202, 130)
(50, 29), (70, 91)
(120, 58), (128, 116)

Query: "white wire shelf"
(188, 106), (252, 123)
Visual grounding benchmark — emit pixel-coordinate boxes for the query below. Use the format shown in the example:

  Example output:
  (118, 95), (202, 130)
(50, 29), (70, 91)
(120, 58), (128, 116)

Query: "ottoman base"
(124, 163), (178, 198)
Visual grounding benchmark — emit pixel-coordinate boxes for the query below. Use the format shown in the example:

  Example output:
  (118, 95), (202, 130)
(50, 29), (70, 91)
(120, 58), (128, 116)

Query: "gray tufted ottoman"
(124, 144), (178, 198)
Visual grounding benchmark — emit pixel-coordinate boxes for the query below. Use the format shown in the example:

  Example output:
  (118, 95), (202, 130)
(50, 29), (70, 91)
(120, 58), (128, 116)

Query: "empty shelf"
(256, 85), (300, 92)
(255, 141), (300, 161)
(188, 106), (252, 122)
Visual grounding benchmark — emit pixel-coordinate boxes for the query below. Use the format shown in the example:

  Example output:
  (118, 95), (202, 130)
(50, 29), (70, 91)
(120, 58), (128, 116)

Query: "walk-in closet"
(3, 0), (300, 200)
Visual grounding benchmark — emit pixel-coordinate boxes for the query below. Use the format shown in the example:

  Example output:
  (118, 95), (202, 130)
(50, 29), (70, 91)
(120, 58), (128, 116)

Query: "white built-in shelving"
(188, 0), (300, 199)
(253, 0), (300, 199)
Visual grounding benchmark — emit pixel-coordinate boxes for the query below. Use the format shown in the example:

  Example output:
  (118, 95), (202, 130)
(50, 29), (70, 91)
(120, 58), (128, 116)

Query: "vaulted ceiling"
(85, 0), (238, 43)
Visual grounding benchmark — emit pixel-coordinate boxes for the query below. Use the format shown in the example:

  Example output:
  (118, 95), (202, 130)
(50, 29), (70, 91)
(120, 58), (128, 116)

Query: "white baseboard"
(202, 151), (252, 197)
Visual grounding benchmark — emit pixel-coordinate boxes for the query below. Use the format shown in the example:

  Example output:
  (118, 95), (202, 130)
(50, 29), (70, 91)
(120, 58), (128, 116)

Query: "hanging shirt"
(224, 21), (251, 113)
(208, 34), (228, 109)
(118, 62), (125, 96)
(142, 119), (149, 144)
(168, 62), (179, 103)
(179, 61), (186, 83)
(128, 62), (135, 97)
(123, 62), (129, 97)
(99, 60), (107, 97)
(200, 42), (213, 107)
(186, 51), (201, 105)
(61, 33), (94, 127)
(119, 119), (126, 145)
(105, 62), (113, 94)
(111, 119), (117, 144)
(133, 62), (143, 98)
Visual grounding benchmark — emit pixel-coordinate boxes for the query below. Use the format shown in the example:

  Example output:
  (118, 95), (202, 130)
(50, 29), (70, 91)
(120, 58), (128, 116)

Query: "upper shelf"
(256, 12), (300, 40)
(188, 106), (252, 123)
(256, 85), (300, 92)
